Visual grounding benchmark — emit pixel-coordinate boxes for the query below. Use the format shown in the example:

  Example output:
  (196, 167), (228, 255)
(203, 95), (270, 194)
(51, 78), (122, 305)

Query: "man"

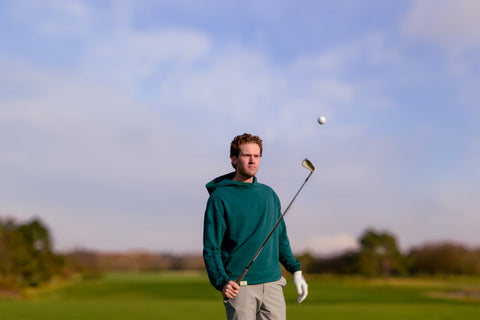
(203, 133), (308, 320)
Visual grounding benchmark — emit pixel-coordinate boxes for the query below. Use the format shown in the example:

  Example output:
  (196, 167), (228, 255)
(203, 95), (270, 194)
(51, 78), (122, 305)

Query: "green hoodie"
(203, 172), (301, 291)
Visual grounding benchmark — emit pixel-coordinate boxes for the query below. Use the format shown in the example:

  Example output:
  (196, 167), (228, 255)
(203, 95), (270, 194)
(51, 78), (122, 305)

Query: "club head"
(302, 158), (315, 172)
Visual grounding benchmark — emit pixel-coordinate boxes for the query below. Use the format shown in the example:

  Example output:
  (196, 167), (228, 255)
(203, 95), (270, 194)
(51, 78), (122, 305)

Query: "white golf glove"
(293, 270), (308, 303)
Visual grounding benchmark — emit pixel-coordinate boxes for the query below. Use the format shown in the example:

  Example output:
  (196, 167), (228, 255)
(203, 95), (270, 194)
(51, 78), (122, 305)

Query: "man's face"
(231, 142), (261, 181)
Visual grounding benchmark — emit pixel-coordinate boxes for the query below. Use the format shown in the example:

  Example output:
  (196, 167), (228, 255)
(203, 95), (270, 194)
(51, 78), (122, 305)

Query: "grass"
(1, 272), (479, 319)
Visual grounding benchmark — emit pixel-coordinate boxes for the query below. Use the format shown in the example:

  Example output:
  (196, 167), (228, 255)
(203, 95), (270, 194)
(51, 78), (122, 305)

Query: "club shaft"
(223, 170), (313, 302)
(238, 170), (313, 278)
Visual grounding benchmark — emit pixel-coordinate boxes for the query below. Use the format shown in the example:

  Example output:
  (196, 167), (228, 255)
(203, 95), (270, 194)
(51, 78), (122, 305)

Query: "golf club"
(224, 158), (315, 303)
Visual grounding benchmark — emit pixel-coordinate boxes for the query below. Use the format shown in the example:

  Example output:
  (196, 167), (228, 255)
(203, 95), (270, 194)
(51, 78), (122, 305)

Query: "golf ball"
(317, 116), (326, 125)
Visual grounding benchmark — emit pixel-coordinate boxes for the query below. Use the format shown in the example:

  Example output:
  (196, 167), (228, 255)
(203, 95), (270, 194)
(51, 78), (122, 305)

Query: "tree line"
(298, 228), (480, 277)
(0, 217), (206, 292)
(65, 249), (204, 278)
(2, 217), (480, 295)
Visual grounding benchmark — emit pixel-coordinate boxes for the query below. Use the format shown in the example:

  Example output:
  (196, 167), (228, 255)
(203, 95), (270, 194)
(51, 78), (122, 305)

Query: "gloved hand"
(293, 270), (308, 303)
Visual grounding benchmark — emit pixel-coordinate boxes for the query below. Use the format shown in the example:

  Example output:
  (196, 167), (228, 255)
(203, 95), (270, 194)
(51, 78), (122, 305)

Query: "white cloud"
(6, 0), (94, 36)
(0, 59), (217, 251)
(297, 233), (359, 256)
(0, 40), (370, 253)
(402, 0), (480, 50)
(156, 46), (284, 117)
(83, 28), (212, 93)
(1, 88), (219, 204)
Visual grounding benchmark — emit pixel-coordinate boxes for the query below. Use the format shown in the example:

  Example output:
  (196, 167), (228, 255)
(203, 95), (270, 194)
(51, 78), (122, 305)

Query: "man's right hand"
(222, 280), (240, 299)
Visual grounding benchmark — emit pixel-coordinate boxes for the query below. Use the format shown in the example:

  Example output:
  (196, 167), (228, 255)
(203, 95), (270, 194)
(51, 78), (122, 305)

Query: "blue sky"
(1, 0), (479, 255)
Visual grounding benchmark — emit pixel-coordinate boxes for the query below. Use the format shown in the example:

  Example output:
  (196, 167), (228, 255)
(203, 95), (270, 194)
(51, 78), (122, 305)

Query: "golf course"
(1, 272), (479, 319)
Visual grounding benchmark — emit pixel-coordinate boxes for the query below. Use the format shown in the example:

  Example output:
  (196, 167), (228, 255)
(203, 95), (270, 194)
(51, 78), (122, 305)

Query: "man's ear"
(230, 155), (237, 169)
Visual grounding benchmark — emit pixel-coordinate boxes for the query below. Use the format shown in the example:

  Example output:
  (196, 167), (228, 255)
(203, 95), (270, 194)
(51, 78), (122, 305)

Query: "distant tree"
(18, 219), (66, 285)
(297, 253), (317, 273)
(0, 221), (14, 278)
(298, 230), (480, 277)
(358, 229), (405, 277)
(315, 251), (360, 274)
(408, 242), (480, 275)
(0, 218), (29, 281)
(0, 217), (66, 288)
(64, 249), (103, 279)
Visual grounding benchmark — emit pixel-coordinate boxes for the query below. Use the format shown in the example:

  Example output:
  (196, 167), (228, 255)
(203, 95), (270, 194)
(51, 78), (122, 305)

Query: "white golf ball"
(317, 116), (326, 125)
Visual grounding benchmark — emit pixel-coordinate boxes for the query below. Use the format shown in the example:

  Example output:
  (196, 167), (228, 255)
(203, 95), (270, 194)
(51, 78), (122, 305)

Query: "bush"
(408, 242), (480, 275)
(0, 217), (66, 289)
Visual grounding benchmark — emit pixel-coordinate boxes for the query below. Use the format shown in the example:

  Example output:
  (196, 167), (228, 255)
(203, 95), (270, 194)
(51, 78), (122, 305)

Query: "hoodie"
(203, 172), (301, 291)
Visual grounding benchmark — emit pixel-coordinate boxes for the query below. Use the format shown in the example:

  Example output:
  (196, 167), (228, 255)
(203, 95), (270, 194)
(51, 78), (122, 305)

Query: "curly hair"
(230, 133), (263, 159)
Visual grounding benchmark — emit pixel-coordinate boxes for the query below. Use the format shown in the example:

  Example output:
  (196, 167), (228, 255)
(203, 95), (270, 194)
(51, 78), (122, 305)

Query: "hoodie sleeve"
(272, 189), (301, 274)
(203, 193), (230, 291)
(278, 219), (301, 274)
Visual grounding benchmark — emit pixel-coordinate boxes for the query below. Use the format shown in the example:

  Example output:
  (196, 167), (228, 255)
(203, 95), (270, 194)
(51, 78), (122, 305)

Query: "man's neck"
(232, 173), (254, 183)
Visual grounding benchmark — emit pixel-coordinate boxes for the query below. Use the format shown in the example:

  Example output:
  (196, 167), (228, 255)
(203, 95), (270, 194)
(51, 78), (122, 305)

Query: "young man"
(203, 133), (308, 320)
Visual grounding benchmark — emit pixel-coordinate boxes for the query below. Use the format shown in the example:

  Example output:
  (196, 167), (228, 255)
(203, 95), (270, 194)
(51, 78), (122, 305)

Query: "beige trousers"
(224, 277), (287, 320)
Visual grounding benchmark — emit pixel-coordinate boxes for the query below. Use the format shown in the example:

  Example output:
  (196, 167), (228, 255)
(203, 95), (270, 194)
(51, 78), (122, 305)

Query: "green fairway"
(1, 272), (479, 319)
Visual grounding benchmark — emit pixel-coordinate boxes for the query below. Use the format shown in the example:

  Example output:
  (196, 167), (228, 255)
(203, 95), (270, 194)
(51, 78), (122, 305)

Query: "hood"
(206, 172), (257, 195)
